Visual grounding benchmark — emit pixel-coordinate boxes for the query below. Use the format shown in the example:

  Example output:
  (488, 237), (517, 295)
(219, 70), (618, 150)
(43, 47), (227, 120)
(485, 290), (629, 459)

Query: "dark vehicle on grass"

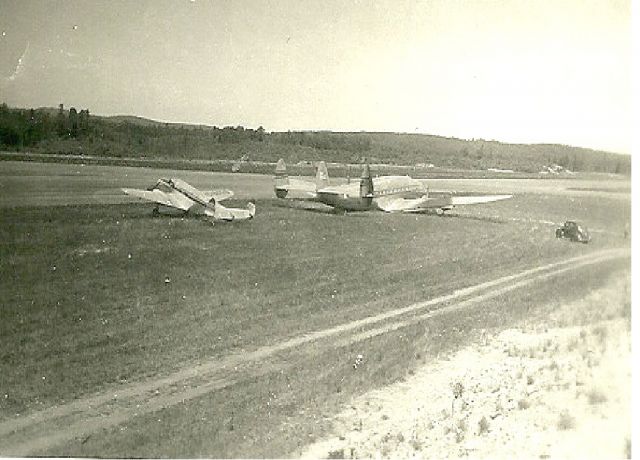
(556, 220), (591, 243)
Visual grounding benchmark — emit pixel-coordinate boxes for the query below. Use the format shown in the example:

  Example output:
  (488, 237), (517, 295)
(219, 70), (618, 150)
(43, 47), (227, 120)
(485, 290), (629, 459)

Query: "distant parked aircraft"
(274, 159), (512, 214)
(123, 178), (255, 223)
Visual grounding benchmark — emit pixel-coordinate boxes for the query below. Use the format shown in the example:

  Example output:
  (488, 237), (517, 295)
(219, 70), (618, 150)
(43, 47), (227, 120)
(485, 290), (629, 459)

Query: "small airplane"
(122, 178), (255, 223)
(274, 159), (512, 214)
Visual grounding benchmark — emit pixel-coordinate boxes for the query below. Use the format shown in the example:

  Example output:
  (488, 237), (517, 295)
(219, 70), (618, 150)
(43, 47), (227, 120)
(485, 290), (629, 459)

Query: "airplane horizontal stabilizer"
(450, 195), (513, 205)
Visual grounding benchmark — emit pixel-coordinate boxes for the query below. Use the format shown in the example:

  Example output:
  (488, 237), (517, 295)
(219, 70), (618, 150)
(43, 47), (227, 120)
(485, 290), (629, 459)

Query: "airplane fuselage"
(315, 176), (426, 211)
(273, 159), (511, 213)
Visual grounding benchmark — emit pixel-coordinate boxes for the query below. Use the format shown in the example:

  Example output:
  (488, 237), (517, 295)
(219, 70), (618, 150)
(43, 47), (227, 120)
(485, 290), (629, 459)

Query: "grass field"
(51, 260), (629, 458)
(0, 187), (630, 456)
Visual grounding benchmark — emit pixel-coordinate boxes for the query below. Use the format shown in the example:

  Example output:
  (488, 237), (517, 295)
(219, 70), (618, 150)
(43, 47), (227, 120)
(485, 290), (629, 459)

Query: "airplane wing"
(450, 195), (513, 205)
(376, 194), (512, 213)
(121, 188), (193, 211)
(275, 178), (318, 198)
(202, 189), (234, 202)
(376, 195), (450, 213)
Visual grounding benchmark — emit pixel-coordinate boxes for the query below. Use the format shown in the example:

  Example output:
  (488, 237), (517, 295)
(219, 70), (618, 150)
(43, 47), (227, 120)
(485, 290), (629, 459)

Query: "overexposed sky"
(0, 0), (632, 153)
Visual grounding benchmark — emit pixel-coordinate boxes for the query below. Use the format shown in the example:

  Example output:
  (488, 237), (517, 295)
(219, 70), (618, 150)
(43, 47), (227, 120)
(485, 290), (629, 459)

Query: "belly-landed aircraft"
(274, 159), (512, 214)
(123, 178), (255, 223)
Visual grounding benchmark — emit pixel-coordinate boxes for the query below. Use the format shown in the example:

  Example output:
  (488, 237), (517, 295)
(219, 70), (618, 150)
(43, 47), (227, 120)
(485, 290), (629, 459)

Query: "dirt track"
(0, 248), (628, 455)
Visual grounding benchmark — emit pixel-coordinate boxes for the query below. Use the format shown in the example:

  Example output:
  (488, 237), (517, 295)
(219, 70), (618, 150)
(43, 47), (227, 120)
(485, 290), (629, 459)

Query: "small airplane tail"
(274, 159), (289, 198)
(359, 162), (374, 199)
(247, 201), (256, 218)
(315, 161), (329, 190)
(275, 159), (289, 187)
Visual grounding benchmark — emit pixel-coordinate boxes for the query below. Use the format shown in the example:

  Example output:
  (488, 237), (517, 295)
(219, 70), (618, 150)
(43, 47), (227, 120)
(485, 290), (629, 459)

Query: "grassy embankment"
(298, 269), (631, 460)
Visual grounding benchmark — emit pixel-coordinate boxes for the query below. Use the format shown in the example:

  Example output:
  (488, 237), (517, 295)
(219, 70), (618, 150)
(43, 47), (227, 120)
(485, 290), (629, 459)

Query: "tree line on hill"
(0, 103), (630, 175)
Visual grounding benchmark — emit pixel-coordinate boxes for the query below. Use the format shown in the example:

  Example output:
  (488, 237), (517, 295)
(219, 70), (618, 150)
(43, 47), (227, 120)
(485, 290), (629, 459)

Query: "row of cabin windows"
(377, 187), (420, 195)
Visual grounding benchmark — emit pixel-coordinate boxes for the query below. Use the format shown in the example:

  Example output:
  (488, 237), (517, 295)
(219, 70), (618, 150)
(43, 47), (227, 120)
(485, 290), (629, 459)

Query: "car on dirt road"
(555, 220), (591, 243)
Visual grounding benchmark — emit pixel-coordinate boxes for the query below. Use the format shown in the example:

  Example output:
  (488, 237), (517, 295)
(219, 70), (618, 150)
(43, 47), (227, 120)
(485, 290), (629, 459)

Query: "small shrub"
(381, 414), (389, 421)
(625, 437), (631, 459)
(586, 388), (607, 405)
(478, 416), (490, 435)
(592, 325), (608, 340)
(518, 399), (530, 410)
(452, 382), (464, 399)
(527, 375), (534, 385)
(410, 439), (422, 451)
(396, 432), (405, 443)
(328, 449), (345, 459)
(557, 410), (576, 431)
(455, 418), (467, 442)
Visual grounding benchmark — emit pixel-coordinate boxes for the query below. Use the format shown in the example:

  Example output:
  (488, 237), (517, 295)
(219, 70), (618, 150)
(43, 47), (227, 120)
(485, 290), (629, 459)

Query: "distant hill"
(103, 115), (165, 127)
(0, 104), (630, 175)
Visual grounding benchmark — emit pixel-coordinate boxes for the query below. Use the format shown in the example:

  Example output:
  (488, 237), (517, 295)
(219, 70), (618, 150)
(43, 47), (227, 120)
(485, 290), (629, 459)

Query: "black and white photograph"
(0, 0), (633, 457)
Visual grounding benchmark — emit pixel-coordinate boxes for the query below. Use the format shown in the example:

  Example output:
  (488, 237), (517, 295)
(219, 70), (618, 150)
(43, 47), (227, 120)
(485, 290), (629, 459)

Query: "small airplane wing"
(206, 202), (256, 221)
(122, 188), (193, 211)
(202, 189), (234, 202)
(450, 195), (513, 205)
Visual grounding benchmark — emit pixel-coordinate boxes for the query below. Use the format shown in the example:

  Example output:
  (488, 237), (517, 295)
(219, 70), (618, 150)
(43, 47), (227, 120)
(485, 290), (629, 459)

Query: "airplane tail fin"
(274, 158), (289, 187)
(247, 201), (256, 218)
(359, 161), (374, 198)
(315, 161), (329, 190)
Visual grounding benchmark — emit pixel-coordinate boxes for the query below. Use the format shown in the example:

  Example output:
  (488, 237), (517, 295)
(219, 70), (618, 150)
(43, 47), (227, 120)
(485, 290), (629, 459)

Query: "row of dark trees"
(0, 103), (91, 148)
(0, 103), (267, 151)
(271, 131), (372, 153)
(0, 103), (630, 174)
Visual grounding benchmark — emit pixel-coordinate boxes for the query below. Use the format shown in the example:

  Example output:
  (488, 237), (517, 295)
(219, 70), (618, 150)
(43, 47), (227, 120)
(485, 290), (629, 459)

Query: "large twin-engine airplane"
(274, 159), (512, 213)
(122, 178), (255, 223)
